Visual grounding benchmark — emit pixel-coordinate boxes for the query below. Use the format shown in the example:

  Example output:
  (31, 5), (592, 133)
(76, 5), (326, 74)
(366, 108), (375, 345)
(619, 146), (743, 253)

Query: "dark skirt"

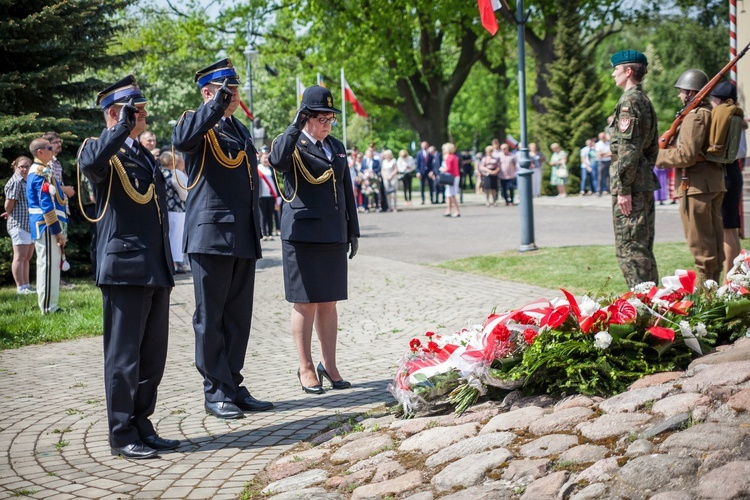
(721, 161), (743, 229)
(482, 175), (498, 190)
(282, 240), (348, 303)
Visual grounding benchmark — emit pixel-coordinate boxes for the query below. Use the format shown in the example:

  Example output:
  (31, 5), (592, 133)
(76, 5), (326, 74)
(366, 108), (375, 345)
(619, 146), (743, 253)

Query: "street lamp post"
(244, 23), (257, 141)
(514, 0), (537, 252)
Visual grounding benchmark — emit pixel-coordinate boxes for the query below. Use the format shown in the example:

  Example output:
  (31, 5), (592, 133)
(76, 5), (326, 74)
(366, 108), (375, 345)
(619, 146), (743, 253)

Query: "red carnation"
(41, 182), (50, 193)
(425, 331), (435, 338)
(512, 311), (536, 325)
(523, 328), (538, 345)
(647, 326), (675, 342)
(427, 341), (439, 353)
(608, 299), (637, 324)
(409, 338), (422, 352)
(491, 323), (511, 342)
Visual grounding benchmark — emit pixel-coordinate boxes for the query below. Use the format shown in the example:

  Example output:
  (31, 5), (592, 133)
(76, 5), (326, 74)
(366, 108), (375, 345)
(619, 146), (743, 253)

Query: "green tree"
(0, 0), (135, 283)
(0, 0), (136, 161)
(536, 0), (605, 194)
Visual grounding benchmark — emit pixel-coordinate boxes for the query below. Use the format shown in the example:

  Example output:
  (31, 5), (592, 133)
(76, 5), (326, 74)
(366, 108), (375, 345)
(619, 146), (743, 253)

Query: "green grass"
(437, 241), (747, 295)
(0, 280), (102, 350)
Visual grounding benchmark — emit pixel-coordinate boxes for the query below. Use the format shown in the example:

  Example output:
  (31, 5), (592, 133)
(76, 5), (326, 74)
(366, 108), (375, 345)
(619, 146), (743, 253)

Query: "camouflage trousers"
(612, 191), (658, 289)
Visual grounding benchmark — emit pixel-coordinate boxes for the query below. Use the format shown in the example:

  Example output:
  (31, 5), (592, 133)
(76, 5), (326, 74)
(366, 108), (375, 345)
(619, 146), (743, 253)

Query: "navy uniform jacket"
(78, 123), (174, 288)
(269, 126), (360, 243)
(172, 101), (262, 258)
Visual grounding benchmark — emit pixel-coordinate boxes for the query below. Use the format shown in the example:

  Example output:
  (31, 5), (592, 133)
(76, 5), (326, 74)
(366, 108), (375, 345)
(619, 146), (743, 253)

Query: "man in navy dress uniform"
(172, 58), (273, 419)
(78, 76), (179, 459)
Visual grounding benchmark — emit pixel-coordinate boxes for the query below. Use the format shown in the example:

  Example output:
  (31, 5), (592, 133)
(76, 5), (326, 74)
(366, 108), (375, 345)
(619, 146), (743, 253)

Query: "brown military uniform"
(656, 102), (726, 282)
(610, 84), (660, 288)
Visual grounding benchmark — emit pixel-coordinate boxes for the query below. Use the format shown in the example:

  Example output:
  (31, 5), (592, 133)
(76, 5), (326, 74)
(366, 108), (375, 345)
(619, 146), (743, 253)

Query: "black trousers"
(101, 285), (170, 447)
(259, 196), (275, 236)
(190, 253), (256, 403)
(402, 173), (413, 201)
(420, 175), (435, 203)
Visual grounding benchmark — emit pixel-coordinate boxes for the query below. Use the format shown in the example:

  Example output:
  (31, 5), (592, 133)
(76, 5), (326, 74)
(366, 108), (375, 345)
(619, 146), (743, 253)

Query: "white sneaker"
(17, 288), (35, 295)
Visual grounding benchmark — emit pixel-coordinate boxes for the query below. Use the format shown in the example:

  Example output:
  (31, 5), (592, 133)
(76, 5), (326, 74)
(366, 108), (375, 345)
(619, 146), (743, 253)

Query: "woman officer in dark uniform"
(269, 86), (360, 394)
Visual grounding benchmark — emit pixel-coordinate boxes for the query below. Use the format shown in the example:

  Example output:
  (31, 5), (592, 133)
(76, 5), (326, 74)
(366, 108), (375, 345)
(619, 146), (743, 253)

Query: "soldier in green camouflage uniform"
(609, 50), (660, 289)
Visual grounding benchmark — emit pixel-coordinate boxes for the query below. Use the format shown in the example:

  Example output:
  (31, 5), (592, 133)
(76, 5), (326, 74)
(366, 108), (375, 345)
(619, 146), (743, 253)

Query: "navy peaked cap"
(302, 85), (341, 114)
(195, 58), (241, 87)
(97, 75), (148, 110)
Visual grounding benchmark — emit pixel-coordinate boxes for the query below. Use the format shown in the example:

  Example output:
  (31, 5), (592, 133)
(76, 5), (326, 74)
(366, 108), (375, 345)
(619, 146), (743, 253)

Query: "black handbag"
(438, 172), (455, 186)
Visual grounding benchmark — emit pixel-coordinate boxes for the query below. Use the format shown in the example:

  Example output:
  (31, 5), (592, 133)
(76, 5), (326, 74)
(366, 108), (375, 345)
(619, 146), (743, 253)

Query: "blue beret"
(195, 58), (241, 88)
(611, 50), (648, 67)
(97, 75), (148, 110)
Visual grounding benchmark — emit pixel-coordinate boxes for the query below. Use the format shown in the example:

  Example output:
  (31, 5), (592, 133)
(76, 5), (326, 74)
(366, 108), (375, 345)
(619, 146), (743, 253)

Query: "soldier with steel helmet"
(656, 69), (726, 283)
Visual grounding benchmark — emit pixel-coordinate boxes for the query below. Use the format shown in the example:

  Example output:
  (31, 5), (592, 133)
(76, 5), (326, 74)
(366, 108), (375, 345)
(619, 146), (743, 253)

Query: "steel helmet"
(674, 69), (709, 91)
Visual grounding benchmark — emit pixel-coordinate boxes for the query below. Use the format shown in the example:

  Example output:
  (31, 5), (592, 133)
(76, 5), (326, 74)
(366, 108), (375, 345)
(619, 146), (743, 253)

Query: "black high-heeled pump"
(297, 369), (325, 395)
(317, 362), (352, 390)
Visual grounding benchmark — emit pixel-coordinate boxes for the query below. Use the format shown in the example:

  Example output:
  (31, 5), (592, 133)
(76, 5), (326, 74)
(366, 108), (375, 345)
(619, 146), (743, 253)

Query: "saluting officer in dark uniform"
(269, 86), (360, 394)
(172, 59), (273, 420)
(78, 76), (179, 459)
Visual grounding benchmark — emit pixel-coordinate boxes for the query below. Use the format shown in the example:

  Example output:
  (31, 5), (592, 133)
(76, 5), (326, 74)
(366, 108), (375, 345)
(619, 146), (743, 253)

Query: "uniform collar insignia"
(300, 139), (307, 145)
(119, 148), (127, 154)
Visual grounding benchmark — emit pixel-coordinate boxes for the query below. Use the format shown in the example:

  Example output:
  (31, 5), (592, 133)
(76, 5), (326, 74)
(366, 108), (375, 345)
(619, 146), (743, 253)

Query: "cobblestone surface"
(0, 194), (692, 498)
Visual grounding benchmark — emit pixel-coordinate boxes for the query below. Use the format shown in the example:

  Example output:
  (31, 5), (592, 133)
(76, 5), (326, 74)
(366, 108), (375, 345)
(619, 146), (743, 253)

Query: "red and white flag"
(239, 99), (253, 121)
(478, 0), (501, 36)
(342, 76), (368, 118)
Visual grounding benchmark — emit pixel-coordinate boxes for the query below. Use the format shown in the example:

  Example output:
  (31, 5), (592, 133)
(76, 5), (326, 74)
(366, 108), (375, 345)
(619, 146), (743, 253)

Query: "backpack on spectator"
(705, 103), (744, 164)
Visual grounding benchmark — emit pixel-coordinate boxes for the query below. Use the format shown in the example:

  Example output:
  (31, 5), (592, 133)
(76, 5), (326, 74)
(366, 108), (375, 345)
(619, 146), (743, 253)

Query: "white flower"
(628, 297), (646, 311)
(734, 253), (747, 266)
(703, 280), (718, 290)
(550, 296), (569, 308)
(679, 320), (692, 337)
(594, 331), (612, 349)
(579, 295), (602, 316)
(696, 323), (707, 338)
(717, 285), (729, 297)
(633, 282), (656, 294)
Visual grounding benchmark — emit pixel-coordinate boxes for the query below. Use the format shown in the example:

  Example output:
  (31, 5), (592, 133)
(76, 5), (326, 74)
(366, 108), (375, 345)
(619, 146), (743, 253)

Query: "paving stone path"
(0, 194), (729, 498)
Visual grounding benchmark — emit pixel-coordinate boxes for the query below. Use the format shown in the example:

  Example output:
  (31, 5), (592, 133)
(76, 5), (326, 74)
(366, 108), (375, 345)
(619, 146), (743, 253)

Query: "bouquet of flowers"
(390, 263), (750, 416)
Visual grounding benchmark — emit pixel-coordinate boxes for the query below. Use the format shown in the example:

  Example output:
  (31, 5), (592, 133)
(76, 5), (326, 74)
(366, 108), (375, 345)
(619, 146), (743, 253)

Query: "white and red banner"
(478, 0), (501, 36)
(342, 76), (368, 118)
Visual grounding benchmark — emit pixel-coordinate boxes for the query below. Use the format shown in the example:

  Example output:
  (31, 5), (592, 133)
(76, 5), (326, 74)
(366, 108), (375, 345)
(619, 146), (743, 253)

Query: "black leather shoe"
(111, 441), (158, 459)
(142, 434), (180, 450)
(204, 401), (245, 419)
(235, 395), (274, 412)
(317, 362), (352, 390)
(297, 369), (325, 395)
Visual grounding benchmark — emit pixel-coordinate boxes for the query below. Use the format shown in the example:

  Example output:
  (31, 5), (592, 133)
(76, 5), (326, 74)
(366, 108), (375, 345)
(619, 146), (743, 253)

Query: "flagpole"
(341, 68), (347, 149)
(514, 0), (537, 252)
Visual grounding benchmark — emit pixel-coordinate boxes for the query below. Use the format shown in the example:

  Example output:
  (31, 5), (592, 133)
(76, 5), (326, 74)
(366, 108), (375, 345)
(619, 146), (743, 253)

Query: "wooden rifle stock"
(658, 42), (750, 149)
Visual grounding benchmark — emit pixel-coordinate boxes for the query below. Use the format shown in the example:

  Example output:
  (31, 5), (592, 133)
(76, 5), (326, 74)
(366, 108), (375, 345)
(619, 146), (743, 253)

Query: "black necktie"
(226, 118), (240, 138)
(316, 141), (323, 150)
(131, 143), (140, 156)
